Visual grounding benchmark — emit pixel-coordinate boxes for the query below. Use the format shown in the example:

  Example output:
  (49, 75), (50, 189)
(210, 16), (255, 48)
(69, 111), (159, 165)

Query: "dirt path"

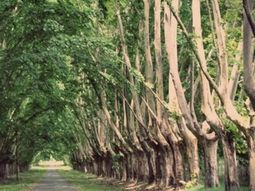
(32, 169), (76, 191)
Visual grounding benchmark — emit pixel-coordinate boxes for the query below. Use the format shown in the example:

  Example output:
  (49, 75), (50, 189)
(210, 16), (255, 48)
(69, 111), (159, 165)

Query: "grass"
(58, 169), (123, 191)
(188, 183), (249, 191)
(58, 167), (250, 191)
(0, 167), (46, 191)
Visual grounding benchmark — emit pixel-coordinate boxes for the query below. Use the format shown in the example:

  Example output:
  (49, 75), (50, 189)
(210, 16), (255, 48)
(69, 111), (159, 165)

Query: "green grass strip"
(0, 168), (46, 191)
(188, 183), (249, 191)
(58, 169), (123, 191)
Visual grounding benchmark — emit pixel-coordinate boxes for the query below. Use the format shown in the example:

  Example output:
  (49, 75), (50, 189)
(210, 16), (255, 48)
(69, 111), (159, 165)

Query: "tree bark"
(204, 139), (220, 187)
(164, 1), (200, 183)
(243, 1), (255, 190)
(243, 0), (255, 110)
(222, 134), (239, 191)
(175, 119), (199, 181)
(154, 0), (164, 120)
(248, 133), (255, 191)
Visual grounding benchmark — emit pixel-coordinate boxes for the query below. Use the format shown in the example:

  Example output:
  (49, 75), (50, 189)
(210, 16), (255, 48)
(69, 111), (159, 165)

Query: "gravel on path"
(32, 169), (77, 191)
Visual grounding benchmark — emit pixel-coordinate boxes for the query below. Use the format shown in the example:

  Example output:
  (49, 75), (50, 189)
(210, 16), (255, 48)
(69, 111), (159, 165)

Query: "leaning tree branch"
(243, 0), (255, 37)
(166, 1), (223, 104)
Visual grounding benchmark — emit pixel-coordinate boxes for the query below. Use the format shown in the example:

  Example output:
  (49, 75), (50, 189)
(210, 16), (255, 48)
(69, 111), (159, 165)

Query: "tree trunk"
(154, 0), (164, 120)
(243, 1), (255, 190)
(146, 150), (156, 184)
(161, 148), (173, 186)
(121, 157), (128, 181)
(172, 144), (184, 185)
(139, 138), (156, 183)
(243, 0), (255, 111)
(137, 151), (147, 181)
(155, 148), (162, 184)
(248, 133), (255, 191)
(179, 120), (200, 181)
(128, 153), (134, 180)
(0, 163), (8, 180)
(204, 139), (220, 187)
(222, 134), (239, 191)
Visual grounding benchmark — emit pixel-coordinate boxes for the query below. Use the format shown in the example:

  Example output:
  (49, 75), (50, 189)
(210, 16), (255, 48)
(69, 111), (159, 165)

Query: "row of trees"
(71, 0), (255, 190)
(0, 0), (255, 190)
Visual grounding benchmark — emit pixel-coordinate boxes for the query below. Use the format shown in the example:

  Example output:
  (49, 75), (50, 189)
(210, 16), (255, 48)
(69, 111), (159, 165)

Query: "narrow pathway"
(32, 169), (76, 191)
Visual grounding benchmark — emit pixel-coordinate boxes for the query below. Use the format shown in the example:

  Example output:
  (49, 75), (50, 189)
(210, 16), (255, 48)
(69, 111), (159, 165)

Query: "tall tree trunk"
(117, 8), (155, 185)
(192, 0), (221, 187)
(154, 0), (164, 120)
(143, 0), (156, 112)
(164, 1), (200, 183)
(243, 0), (255, 94)
(243, 0), (255, 190)
(143, 0), (162, 184)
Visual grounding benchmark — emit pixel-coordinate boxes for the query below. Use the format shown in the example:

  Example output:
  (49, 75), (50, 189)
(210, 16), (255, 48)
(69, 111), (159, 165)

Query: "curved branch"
(243, 0), (255, 37)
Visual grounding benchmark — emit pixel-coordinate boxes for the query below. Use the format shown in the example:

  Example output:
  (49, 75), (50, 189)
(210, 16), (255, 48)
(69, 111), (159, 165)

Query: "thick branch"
(243, 0), (255, 37)
(243, 0), (255, 110)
